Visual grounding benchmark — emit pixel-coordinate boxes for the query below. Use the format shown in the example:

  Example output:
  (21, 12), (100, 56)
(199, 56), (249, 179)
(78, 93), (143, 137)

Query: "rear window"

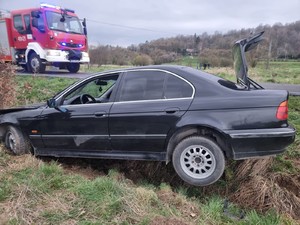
(165, 74), (193, 98)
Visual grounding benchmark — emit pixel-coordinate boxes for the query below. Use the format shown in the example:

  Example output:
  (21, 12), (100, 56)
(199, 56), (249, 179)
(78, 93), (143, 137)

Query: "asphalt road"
(17, 69), (90, 79)
(260, 83), (300, 96)
(16, 69), (300, 96)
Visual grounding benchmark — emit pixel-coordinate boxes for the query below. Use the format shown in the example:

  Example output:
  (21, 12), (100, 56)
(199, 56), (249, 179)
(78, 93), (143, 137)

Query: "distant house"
(186, 48), (199, 56)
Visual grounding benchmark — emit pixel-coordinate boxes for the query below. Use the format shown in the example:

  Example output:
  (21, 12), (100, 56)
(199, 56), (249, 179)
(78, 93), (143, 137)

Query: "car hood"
(233, 31), (264, 89)
(0, 102), (46, 115)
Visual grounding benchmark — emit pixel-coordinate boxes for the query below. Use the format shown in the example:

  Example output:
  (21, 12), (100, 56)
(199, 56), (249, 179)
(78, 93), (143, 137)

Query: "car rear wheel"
(172, 136), (225, 186)
(5, 126), (30, 155)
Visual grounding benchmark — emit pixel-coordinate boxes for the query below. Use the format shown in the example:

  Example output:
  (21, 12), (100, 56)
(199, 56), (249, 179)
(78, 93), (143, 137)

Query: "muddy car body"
(0, 32), (296, 186)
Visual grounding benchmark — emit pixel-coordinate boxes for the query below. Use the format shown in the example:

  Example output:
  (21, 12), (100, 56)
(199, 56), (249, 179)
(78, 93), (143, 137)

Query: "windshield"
(45, 11), (83, 34)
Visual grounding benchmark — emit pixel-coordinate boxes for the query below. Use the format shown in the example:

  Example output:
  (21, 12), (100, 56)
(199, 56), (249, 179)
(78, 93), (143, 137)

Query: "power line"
(87, 18), (178, 35)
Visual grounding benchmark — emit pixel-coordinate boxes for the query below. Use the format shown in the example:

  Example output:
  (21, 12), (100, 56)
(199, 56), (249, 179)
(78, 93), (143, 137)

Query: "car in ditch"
(0, 32), (296, 186)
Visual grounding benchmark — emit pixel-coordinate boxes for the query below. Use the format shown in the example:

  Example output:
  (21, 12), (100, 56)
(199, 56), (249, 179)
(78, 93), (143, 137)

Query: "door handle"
(94, 111), (106, 117)
(165, 107), (180, 114)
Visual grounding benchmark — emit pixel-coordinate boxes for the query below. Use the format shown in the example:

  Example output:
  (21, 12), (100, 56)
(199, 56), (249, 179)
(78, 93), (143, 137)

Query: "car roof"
(91, 65), (221, 84)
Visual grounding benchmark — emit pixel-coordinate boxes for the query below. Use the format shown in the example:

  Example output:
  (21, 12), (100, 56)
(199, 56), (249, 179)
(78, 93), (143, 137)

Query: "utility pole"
(266, 39), (272, 70)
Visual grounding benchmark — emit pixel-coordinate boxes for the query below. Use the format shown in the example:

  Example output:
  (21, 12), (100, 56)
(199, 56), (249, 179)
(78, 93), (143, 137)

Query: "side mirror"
(82, 18), (87, 35)
(47, 98), (57, 108)
(47, 98), (68, 113)
(82, 18), (86, 27)
(31, 11), (40, 18)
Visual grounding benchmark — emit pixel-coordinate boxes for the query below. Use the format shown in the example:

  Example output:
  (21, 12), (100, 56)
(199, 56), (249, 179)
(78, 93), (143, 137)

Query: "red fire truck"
(0, 3), (89, 73)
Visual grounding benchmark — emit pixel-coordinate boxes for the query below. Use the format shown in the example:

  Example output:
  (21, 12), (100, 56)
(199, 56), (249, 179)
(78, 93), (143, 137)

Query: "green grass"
(0, 153), (293, 224)
(271, 96), (300, 173)
(252, 61), (300, 84)
(174, 57), (300, 84)
(80, 64), (130, 73)
(15, 76), (77, 105)
(173, 56), (201, 68)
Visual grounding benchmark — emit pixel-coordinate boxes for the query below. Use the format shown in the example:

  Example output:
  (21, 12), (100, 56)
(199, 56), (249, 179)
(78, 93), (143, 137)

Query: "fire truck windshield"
(45, 11), (83, 34)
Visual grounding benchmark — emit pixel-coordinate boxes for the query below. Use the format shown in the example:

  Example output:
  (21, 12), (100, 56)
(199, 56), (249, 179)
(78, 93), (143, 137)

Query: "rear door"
(109, 69), (194, 153)
(11, 12), (33, 50)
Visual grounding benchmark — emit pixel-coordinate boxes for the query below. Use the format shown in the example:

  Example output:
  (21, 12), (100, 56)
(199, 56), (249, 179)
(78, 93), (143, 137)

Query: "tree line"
(89, 20), (300, 67)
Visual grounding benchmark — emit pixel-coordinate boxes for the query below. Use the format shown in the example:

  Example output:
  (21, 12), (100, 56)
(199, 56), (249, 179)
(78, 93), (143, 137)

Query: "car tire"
(67, 63), (80, 73)
(29, 52), (46, 74)
(5, 126), (30, 155)
(172, 136), (225, 186)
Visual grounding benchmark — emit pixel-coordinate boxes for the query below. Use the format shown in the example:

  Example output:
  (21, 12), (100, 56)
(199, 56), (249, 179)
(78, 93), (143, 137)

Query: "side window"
(164, 74), (193, 99)
(119, 71), (165, 102)
(37, 15), (45, 32)
(63, 74), (119, 105)
(32, 11), (45, 32)
(13, 15), (24, 32)
(24, 14), (31, 33)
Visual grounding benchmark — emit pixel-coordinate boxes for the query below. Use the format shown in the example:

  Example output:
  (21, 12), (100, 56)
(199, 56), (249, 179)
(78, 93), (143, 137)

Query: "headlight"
(46, 50), (61, 56)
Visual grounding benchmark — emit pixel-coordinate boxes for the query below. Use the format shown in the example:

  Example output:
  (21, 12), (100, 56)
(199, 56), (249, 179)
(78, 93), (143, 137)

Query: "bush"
(0, 63), (16, 109)
(199, 49), (232, 67)
(132, 55), (153, 66)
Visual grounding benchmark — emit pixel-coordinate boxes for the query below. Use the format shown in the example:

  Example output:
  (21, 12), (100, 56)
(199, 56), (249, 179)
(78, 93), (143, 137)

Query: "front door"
(39, 103), (112, 151)
(38, 73), (120, 153)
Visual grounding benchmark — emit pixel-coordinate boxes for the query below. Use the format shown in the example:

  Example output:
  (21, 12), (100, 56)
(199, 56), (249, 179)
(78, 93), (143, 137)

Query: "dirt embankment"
(229, 158), (300, 220)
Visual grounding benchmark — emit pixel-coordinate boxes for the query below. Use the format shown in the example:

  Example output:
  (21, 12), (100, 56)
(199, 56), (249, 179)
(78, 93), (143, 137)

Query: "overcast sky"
(1, 0), (299, 46)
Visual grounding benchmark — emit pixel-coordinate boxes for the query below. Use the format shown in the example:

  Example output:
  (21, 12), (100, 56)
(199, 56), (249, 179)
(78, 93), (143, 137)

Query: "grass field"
(174, 57), (300, 84)
(0, 73), (298, 224)
(2, 148), (294, 224)
(80, 64), (131, 73)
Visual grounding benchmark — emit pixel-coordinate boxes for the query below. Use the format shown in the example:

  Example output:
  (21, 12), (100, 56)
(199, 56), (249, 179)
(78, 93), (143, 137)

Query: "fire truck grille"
(59, 42), (83, 48)
(67, 50), (82, 60)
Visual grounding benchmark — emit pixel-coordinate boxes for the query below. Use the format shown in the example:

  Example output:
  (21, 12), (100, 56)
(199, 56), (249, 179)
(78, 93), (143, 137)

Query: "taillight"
(276, 100), (288, 120)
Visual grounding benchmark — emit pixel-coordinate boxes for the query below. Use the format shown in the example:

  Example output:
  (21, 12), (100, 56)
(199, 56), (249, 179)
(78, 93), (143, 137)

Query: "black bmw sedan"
(0, 32), (295, 186)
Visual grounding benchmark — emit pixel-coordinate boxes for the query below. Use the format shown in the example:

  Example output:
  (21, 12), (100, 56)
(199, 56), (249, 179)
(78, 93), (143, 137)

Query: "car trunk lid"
(233, 31), (264, 89)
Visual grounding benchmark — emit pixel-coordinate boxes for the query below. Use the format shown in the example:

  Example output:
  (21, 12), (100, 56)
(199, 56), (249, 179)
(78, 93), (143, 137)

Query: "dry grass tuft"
(7, 154), (41, 172)
(123, 187), (158, 217)
(157, 186), (200, 220)
(149, 216), (190, 225)
(230, 158), (300, 220)
(63, 165), (103, 180)
(1, 187), (77, 224)
(0, 63), (16, 109)
(38, 191), (76, 215)
(235, 158), (274, 179)
(2, 185), (40, 224)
